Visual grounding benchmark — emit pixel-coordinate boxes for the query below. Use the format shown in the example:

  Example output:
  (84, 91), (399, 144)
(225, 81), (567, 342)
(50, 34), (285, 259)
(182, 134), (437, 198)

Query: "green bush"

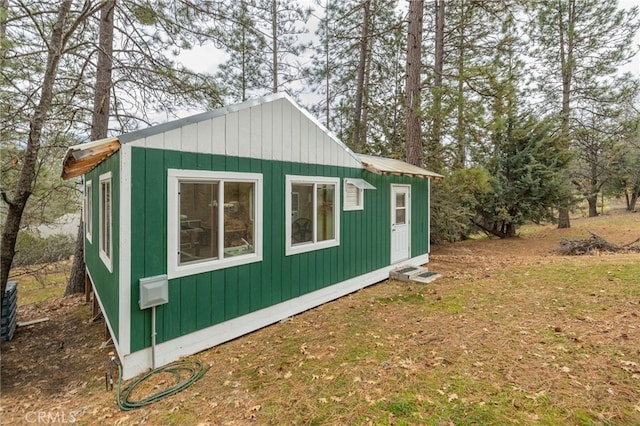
(431, 167), (491, 243)
(13, 232), (76, 267)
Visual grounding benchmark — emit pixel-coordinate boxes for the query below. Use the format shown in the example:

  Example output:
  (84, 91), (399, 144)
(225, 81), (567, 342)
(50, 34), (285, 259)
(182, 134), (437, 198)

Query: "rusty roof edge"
(62, 137), (121, 180)
(358, 154), (444, 179)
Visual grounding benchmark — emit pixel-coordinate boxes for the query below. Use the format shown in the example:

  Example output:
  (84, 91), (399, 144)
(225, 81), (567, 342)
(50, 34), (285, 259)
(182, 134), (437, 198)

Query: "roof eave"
(359, 155), (444, 180)
(61, 137), (121, 180)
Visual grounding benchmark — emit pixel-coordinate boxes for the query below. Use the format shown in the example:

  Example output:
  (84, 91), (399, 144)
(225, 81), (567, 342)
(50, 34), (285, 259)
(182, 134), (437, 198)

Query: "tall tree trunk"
(0, 0), (7, 59)
(351, 0), (371, 153)
(66, 222), (86, 296)
(454, 0), (465, 169)
(428, 0), (445, 172)
(557, 0), (575, 229)
(405, 0), (423, 167)
(1, 0), (73, 304)
(324, 0), (330, 128)
(586, 195), (598, 217)
(271, 0), (278, 93)
(66, 0), (116, 296)
(628, 185), (639, 211)
(241, 26), (247, 101)
(629, 196), (638, 212)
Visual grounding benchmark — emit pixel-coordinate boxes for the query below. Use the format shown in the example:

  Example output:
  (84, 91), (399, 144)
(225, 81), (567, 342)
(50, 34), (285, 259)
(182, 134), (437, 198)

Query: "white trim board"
(120, 253), (429, 379)
(119, 145), (132, 356)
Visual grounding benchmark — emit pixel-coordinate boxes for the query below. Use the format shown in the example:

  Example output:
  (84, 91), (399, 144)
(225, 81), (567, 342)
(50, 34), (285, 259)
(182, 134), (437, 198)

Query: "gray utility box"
(139, 275), (169, 309)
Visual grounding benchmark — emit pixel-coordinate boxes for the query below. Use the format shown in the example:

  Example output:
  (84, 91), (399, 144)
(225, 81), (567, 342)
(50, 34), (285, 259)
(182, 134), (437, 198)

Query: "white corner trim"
(120, 253), (428, 380)
(99, 172), (113, 272)
(119, 145), (132, 356)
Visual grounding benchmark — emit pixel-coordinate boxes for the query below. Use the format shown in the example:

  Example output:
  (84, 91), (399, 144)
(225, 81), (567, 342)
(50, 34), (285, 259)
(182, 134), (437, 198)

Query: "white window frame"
(85, 179), (92, 243)
(286, 175), (340, 256)
(167, 169), (263, 279)
(99, 172), (112, 272)
(343, 178), (376, 211)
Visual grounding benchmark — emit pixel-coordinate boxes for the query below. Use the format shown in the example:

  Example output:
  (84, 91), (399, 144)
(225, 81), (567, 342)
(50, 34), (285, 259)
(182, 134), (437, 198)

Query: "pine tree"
(405, 0), (423, 167)
(0, 0), (97, 303)
(475, 113), (571, 238)
(66, 0), (116, 296)
(529, 0), (640, 227)
(215, 0), (311, 102)
(1, 0), (227, 300)
(306, 0), (404, 154)
(215, 0), (269, 102)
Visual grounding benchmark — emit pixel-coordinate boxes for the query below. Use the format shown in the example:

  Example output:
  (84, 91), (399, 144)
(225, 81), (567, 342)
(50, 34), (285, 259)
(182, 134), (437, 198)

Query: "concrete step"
(390, 265), (441, 284)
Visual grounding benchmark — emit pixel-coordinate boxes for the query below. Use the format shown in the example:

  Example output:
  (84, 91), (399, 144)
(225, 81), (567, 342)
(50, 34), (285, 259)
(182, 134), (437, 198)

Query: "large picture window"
(168, 170), (262, 278)
(286, 175), (340, 255)
(99, 172), (112, 271)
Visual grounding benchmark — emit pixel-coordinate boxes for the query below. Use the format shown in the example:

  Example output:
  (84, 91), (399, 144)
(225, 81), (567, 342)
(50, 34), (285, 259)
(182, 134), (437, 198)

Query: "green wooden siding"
(128, 147), (429, 352)
(84, 152), (120, 342)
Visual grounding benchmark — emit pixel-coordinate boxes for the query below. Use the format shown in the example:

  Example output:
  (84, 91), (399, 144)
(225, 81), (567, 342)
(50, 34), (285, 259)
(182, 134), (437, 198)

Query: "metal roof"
(344, 178), (376, 189)
(358, 155), (443, 179)
(61, 137), (121, 180)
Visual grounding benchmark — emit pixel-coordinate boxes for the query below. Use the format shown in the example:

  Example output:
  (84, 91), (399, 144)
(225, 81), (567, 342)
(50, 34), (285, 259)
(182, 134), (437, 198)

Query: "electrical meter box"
(139, 275), (169, 309)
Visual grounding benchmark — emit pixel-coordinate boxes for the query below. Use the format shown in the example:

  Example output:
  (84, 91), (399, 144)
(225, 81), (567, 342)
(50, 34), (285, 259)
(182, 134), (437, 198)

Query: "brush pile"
(557, 231), (640, 255)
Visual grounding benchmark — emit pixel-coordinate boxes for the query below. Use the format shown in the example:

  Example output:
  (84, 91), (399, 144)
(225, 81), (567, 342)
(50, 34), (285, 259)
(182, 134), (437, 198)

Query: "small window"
(168, 170), (263, 278)
(343, 178), (376, 211)
(99, 172), (112, 271)
(85, 180), (93, 243)
(286, 175), (340, 255)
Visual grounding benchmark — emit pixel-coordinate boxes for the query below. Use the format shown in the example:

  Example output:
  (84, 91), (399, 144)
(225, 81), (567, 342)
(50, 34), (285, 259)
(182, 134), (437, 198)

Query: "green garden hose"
(110, 356), (210, 411)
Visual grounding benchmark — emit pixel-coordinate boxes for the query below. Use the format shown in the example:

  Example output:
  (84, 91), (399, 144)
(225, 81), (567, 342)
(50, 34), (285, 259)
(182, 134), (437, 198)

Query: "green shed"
(62, 93), (442, 379)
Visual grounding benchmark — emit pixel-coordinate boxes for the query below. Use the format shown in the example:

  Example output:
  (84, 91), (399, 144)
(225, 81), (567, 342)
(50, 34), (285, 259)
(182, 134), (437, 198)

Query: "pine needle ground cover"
(1, 210), (639, 425)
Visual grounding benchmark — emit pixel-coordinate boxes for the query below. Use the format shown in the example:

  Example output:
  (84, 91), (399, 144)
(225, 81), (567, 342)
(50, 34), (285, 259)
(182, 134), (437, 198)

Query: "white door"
(391, 185), (411, 264)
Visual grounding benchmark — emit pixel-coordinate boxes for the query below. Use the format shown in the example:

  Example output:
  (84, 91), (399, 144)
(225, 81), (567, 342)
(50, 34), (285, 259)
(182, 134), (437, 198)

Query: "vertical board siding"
(197, 120), (213, 155)
(85, 152), (120, 341)
(299, 113), (309, 165)
(261, 102), (273, 161)
(226, 111), (240, 157)
(291, 108), (301, 163)
(196, 274), (212, 329)
(238, 108), (251, 158)
(121, 98), (431, 353)
(272, 99), (283, 161)
(128, 148), (431, 352)
(212, 116), (226, 156)
(250, 106), (262, 159)
(182, 123), (198, 153)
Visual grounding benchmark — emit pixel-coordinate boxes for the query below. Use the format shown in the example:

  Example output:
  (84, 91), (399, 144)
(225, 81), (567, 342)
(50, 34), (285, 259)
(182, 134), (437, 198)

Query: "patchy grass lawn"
(1, 210), (639, 425)
(7, 260), (70, 306)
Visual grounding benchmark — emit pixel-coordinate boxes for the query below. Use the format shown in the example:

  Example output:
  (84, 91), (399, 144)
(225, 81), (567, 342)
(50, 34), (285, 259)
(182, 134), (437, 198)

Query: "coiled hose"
(110, 356), (210, 411)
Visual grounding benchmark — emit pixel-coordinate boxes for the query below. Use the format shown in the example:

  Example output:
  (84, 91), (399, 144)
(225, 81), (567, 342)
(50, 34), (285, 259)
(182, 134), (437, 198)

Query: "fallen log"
(556, 232), (640, 255)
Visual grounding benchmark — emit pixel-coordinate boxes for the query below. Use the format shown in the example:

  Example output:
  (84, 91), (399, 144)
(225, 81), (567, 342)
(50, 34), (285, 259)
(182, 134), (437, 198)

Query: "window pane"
(292, 183), (313, 244)
(345, 183), (360, 208)
(317, 184), (335, 241)
(395, 208), (406, 225)
(101, 180), (111, 256)
(396, 192), (405, 208)
(223, 182), (255, 257)
(180, 182), (218, 264)
(86, 183), (92, 237)
(105, 181), (111, 254)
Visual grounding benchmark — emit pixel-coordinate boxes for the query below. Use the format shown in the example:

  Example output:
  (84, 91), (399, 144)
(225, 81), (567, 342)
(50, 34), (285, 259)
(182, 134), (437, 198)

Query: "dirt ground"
(1, 209), (639, 425)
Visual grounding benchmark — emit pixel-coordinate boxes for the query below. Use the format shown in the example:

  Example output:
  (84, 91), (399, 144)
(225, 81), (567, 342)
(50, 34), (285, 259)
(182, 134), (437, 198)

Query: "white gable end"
(123, 93), (362, 169)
